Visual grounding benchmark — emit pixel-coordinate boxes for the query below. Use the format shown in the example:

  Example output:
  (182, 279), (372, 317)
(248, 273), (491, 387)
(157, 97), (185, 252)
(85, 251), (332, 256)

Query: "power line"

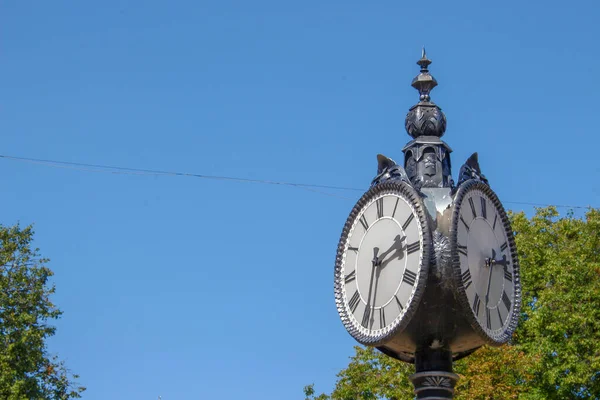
(0, 154), (362, 191)
(0, 154), (360, 200)
(499, 201), (588, 210)
(0, 154), (591, 209)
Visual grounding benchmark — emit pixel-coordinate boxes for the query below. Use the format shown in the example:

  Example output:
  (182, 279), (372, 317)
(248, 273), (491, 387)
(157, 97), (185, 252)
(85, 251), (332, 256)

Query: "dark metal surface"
(402, 51), (453, 189)
(364, 52), (493, 363)
(432, 230), (452, 283)
(403, 137), (453, 189)
(370, 154), (412, 187)
(410, 350), (459, 399)
(337, 50), (520, 398)
(455, 152), (489, 189)
(405, 105), (447, 138)
(405, 49), (447, 139)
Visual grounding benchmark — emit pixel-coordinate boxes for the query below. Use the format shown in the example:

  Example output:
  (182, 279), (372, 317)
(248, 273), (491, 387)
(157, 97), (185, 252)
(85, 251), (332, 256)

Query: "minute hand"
(362, 247), (379, 329)
(484, 260), (494, 306)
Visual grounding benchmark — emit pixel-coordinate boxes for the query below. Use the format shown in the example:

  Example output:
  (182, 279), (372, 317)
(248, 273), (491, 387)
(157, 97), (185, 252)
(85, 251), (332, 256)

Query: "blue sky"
(1, 1), (599, 399)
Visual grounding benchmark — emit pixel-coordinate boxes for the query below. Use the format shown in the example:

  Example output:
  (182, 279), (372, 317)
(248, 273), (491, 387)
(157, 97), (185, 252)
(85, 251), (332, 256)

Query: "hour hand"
(486, 248), (510, 267)
(494, 254), (510, 268)
(378, 235), (405, 268)
(372, 247), (380, 265)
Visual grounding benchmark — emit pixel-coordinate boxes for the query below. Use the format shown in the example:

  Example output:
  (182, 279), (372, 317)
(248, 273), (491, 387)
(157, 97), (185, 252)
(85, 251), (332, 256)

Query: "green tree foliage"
(513, 207), (600, 399)
(0, 224), (85, 400)
(306, 207), (600, 399)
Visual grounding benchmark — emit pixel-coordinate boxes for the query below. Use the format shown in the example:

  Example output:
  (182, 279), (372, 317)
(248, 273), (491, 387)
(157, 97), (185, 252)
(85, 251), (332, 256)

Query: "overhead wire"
(0, 154), (591, 209)
(0, 154), (360, 200)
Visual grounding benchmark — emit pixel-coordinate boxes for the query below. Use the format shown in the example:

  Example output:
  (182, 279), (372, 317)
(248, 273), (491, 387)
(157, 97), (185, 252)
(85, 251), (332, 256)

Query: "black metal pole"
(409, 349), (459, 399)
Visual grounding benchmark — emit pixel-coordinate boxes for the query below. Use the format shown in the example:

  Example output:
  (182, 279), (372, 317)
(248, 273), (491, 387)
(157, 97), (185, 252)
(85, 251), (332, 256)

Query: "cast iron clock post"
(334, 50), (521, 399)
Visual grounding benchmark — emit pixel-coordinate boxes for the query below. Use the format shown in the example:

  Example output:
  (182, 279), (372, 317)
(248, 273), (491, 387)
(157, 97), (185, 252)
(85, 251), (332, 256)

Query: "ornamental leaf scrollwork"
(422, 375), (452, 388)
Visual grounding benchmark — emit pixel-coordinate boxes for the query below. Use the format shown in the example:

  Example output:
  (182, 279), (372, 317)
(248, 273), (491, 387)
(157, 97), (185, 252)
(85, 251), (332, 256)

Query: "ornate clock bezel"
(450, 179), (522, 345)
(334, 181), (432, 346)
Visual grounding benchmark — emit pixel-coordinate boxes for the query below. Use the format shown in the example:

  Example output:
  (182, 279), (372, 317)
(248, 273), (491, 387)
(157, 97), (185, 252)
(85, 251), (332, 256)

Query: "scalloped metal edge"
(334, 181), (432, 347)
(449, 179), (522, 345)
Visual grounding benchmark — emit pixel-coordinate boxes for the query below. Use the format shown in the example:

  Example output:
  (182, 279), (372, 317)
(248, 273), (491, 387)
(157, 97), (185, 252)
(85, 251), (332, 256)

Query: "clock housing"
(450, 180), (521, 345)
(334, 181), (432, 349)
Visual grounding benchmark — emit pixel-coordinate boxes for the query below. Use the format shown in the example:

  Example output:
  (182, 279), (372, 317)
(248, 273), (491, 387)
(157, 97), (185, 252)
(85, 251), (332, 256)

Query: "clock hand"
(484, 260), (494, 308)
(362, 247), (379, 329)
(372, 247), (380, 265)
(485, 249), (510, 268)
(378, 235), (406, 269)
(370, 267), (382, 329)
(484, 246), (512, 307)
(485, 249), (496, 268)
(494, 254), (510, 268)
(378, 235), (403, 260)
(369, 239), (403, 328)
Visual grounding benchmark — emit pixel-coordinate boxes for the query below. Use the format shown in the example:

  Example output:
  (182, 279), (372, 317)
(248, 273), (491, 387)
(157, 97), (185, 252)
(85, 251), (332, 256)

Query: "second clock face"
(452, 180), (520, 344)
(335, 182), (429, 345)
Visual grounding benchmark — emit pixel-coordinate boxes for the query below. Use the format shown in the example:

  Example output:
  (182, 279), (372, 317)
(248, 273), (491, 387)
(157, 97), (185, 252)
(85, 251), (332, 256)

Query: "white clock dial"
(335, 182), (430, 345)
(452, 180), (521, 344)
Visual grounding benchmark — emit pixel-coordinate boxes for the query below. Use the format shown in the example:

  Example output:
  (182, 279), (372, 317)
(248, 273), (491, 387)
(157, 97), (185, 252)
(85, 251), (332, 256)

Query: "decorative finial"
(411, 49), (437, 102)
(417, 47), (432, 73)
(405, 49), (447, 138)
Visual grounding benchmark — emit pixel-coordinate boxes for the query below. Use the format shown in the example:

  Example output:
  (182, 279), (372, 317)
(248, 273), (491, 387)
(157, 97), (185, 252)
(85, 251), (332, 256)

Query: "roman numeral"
(457, 243), (468, 257)
(403, 269), (417, 286)
(376, 198), (384, 219)
(344, 270), (356, 283)
(361, 306), (371, 328)
(481, 197), (487, 219)
(468, 197), (477, 218)
(359, 215), (369, 231)
(392, 198), (399, 218)
(406, 241), (420, 254)
(461, 269), (472, 290)
(473, 293), (481, 315)
(348, 246), (359, 253)
(500, 242), (508, 252)
(379, 308), (386, 328)
(493, 214), (498, 230)
(504, 266), (512, 282)
(349, 290), (360, 313)
(402, 213), (414, 231)
(460, 215), (470, 232)
(502, 291), (512, 311)
(486, 308), (491, 329)
(395, 295), (403, 311)
(497, 308), (503, 325)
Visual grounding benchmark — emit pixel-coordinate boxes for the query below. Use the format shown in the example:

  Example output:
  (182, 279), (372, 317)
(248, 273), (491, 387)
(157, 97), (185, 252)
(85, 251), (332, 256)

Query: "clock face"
(451, 180), (521, 344)
(335, 182), (430, 345)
